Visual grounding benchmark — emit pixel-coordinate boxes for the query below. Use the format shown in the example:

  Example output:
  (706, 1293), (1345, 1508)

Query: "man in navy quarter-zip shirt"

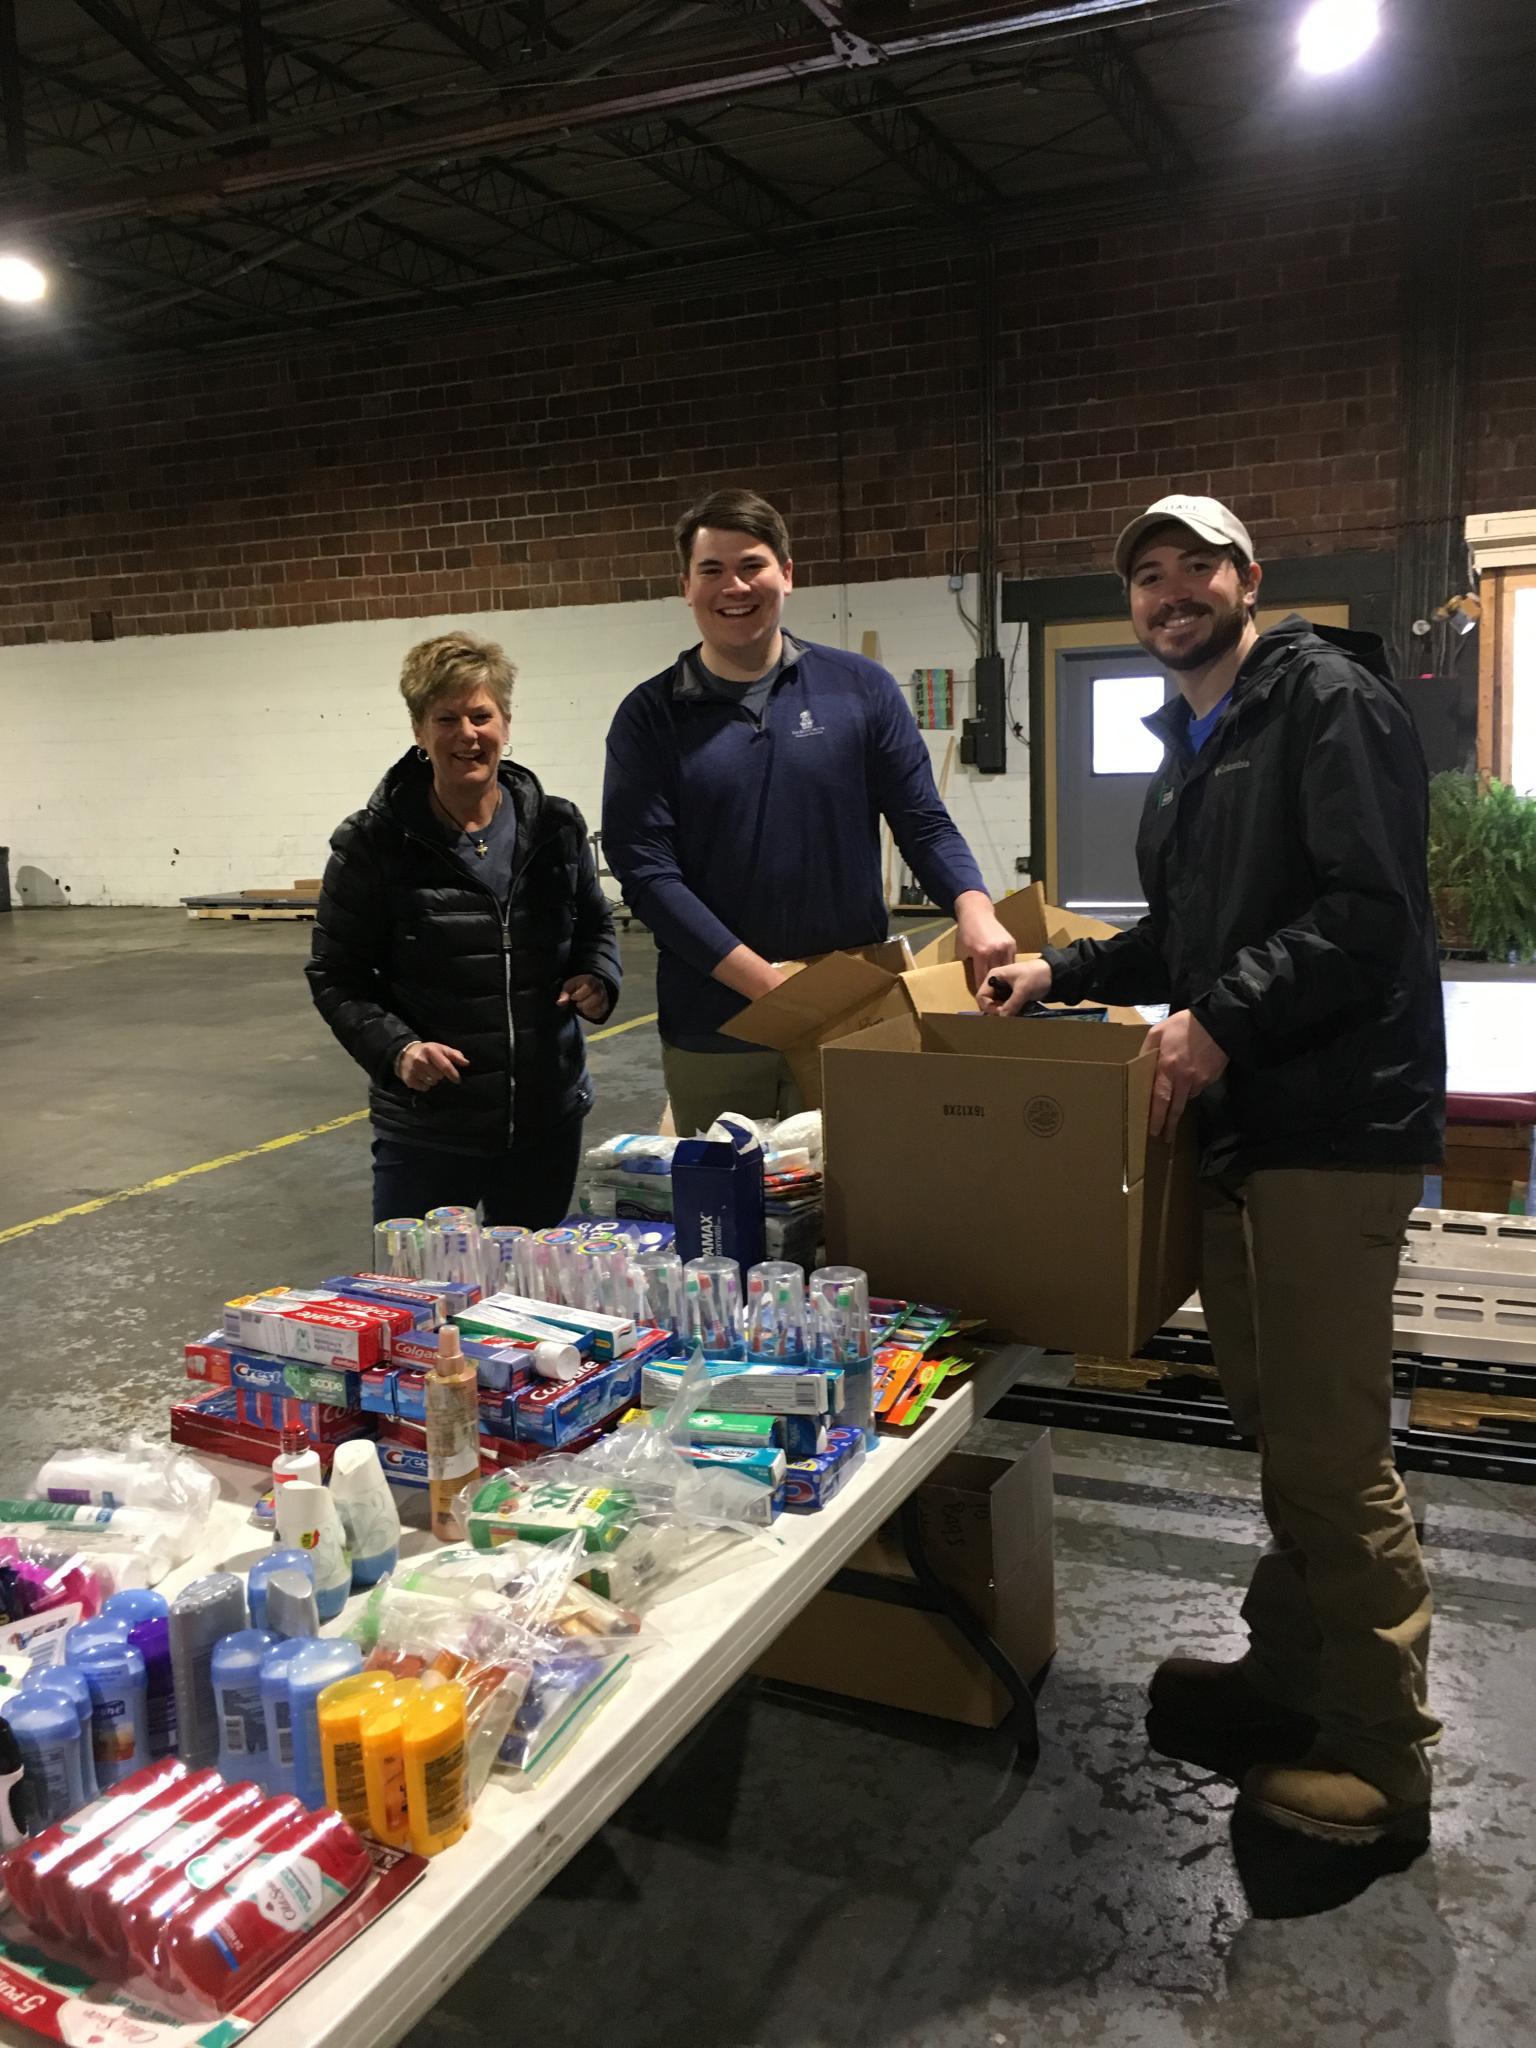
(986, 495), (1446, 1848)
(602, 487), (1017, 1137)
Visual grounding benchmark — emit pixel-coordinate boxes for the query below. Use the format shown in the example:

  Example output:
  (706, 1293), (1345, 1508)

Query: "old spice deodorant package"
(158, 1806), (373, 2013)
(0, 1756), (188, 1937)
(82, 1777), (268, 1966)
(127, 1794), (305, 1991)
(50, 1766), (225, 1951)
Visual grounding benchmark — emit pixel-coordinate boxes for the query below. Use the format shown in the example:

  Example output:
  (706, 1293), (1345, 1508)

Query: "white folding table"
(1, 1343), (1031, 2048)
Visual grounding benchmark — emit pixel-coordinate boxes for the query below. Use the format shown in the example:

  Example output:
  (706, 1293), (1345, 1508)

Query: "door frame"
(1002, 552), (1396, 897)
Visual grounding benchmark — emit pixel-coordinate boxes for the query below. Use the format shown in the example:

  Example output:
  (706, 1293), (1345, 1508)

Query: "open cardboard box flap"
(720, 887), (1130, 1103)
(719, 939), (912, 1057)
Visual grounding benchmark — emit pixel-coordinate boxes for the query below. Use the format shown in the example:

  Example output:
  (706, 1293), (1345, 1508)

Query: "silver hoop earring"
(415, 746), (429, 762)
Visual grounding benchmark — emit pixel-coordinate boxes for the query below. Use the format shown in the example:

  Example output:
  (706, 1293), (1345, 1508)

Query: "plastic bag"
(761, 1108), (823, 1170)
(388, 1539), (645, 1642)
(0, 1523), (180, 1597)
(582, 1132), (678, 1175)
(351, 1581), (537, 1800)
(464, 1347), (773, 1608)
(33, 1439), (219, 1529)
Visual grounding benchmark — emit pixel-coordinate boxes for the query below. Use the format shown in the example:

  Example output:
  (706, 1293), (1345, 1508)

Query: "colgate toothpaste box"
(222, 1290), (419, 1368)
(321, 1273), (482, 1322)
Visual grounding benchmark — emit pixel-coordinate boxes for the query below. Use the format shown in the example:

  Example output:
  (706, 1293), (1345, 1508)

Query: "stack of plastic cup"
(636, 1252), (685, 1339)
(372, 1219), (426, 1279)
(809, 1265), (874, 1446)
(683, 1256), (744, 1358)
(746, 1262), (809, 1362)
(481, 1226), (529, 1298)
(425, 1221), (481, 1288)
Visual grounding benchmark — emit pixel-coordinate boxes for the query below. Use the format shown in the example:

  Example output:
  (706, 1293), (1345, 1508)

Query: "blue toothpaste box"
(511, 1353), (643, 1449)
(782, 1426), (867, 1513)
(671, 1132), (766, 1269)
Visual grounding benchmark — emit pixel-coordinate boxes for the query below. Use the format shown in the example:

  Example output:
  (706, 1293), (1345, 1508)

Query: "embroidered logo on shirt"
(1212, 759), (1251, 776)
(1157, 787), (1174, 808)
(790, 708), (825, 739)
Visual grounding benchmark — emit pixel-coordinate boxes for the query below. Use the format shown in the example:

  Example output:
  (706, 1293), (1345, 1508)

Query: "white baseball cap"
(1114, 494), (1255, 581)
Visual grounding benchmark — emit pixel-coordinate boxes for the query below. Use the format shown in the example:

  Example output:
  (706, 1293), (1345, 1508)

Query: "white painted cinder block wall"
(0, 573), (1028, 909)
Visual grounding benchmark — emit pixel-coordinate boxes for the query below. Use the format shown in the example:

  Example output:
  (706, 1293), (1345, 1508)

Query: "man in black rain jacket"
(984, 496), (1445, 1844)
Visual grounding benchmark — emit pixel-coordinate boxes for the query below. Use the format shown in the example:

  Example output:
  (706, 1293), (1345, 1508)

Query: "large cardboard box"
(821, 973), (1198, 1356)
(720, 886), (1091, 1110)
(756, 1435), (1055, 1728)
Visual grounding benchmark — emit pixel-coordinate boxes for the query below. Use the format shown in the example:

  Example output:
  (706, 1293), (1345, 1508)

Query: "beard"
(1136, 594), (1252, 673)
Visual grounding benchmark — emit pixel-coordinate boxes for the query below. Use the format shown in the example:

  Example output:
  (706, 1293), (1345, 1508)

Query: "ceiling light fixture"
(0, 254), (48, 305)
(1297, 0), (1381, 76)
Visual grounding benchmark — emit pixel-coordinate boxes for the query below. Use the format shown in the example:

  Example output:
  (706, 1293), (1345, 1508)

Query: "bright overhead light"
(0, 254), (48, 305)
(1297, 0), (1381, 75)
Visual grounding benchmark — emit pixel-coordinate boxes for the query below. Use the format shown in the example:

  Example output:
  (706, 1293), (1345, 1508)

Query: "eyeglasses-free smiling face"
(413, 684), (509, 801)
(1127, 527), (1262, 674)
(681, 526), (794, 675)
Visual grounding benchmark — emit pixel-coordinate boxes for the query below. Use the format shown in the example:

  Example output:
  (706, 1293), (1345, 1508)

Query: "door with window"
(1053, 647), (1170, 923)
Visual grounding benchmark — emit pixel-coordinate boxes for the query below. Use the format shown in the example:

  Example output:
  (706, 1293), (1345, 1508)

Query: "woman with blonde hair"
(308, 629), (621, 1223)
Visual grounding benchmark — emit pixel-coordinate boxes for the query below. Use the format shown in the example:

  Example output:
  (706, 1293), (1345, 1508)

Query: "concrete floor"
(4, 908), (1535, 2048)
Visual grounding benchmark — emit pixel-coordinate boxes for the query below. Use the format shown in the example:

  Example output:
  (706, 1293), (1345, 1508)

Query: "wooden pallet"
(184, 878), (320, 923)
(191, 904), (315, 922)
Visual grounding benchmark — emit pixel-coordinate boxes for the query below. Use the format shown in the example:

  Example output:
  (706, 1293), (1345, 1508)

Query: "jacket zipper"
(398, 814), (564, 1146)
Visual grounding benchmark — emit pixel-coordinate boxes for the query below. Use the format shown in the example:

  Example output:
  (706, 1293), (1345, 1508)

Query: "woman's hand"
(396, 1040), (469, 1091)
(558, 975), (610, 1022)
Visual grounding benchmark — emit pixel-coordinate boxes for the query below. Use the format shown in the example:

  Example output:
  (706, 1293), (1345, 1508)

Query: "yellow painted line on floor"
(0, 1009), (659, 1249)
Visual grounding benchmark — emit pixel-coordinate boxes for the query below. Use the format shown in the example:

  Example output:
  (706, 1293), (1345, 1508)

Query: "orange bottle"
(425, 1325), (480, 1541)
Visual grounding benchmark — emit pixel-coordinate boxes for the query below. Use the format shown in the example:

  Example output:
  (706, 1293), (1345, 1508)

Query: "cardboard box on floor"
(756, 1435), (1055, 1728)
(720, 884), (1115, 1111)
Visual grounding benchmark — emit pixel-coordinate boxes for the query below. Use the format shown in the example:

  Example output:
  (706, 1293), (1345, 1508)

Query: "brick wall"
(2, 174), (1532, 650)
(1469, 171), (1536, 513)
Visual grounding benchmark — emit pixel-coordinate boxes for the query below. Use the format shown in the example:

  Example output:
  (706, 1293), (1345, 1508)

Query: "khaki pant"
(660, 1042), (804, 1139)
(1199, 1167), (1441, 1801)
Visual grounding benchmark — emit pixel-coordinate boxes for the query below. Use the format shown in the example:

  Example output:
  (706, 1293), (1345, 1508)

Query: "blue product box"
(322, 1274), (481, 1320)
(671, 1133), (765, 1268)
(360, 1369), (399, 1416)
(776, 1413), (831, 1459)
(390, 1329), (538, 1394)
(376, 1440), (429, 1489)
(782, 1427), (866, 1513)
(511, 1354), (643, 1449)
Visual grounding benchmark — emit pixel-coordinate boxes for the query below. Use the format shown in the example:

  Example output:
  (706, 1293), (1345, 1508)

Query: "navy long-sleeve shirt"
(602, 635), (987, 1047)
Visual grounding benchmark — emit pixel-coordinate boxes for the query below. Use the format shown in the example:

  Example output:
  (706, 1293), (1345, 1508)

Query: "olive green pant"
(1199, 1167), (1441, 1801)
(660, 1042), (805, 1138)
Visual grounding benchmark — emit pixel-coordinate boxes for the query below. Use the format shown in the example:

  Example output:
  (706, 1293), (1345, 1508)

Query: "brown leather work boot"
(1148, 1656), (1317, 1747)
(1240, 1752), (1432, 1845)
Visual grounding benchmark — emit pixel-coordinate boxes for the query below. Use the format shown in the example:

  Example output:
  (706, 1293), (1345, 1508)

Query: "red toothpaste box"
(170, 1387), (374, 1469)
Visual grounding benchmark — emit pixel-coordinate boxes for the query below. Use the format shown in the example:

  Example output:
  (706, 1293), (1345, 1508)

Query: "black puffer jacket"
(1044, 614), (1446, 1179)
(306, 751), (622, 1156)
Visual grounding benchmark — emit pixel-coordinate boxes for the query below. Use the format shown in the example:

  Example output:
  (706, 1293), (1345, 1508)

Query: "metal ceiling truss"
(0, 0), (1230, 353)
(820, 73), (1003, 214)
(396, 0), (816, 248)
(1070, 27), (1197, 185)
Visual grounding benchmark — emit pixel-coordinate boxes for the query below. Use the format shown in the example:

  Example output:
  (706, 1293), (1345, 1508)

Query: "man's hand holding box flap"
(719, 938), (913, 1107)
(821, 1004), (1199, 1357)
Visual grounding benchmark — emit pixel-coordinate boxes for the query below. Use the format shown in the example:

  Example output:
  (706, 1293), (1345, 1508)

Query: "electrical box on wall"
(960, 654), (1007, 774)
